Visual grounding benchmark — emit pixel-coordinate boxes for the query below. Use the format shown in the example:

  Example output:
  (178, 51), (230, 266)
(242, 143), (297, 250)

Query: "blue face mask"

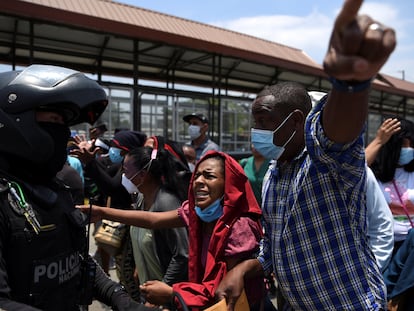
(195, 197), (223, 223)
(109, 147), (124, 164)
(251, 129), (285, 160)
(251, 112), (296, 160)
(398, 147), (414, 166)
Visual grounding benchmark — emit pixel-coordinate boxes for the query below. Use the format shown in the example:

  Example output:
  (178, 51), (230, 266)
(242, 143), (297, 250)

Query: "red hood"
(173, 151), (262, 308)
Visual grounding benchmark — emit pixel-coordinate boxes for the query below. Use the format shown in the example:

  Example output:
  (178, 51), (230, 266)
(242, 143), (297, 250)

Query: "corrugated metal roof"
(1, 0), (414, 110)
(18, 0), (321, 72)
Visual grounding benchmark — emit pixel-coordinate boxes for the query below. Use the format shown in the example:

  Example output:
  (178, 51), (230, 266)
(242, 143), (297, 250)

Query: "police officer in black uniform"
(0, 65), (154, 311)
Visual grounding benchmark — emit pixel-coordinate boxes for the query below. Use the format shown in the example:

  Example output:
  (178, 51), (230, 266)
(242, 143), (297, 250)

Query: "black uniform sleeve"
(83, 160), (131, 209)
(84, 160), (123, 196)
(0, 298), (42, 311)
(92, 257), (157, 311)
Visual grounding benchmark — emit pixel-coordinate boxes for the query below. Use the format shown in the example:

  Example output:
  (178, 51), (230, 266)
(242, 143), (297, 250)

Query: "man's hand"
(323, 0), (396, 81)
(215, 265), (247, 311)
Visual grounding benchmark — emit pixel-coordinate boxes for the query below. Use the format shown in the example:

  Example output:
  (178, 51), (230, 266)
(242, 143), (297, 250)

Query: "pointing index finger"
(335, 0), (363, 31)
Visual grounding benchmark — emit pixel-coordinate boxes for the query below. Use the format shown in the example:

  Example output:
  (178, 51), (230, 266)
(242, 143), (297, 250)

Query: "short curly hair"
(252, 82), (312, 118)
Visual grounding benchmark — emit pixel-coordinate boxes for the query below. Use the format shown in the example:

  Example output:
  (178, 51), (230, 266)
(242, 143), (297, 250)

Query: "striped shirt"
(259, 98), (386, 310)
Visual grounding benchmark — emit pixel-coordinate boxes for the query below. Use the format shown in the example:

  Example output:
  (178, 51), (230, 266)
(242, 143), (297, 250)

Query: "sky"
(119, 0), (414, 82)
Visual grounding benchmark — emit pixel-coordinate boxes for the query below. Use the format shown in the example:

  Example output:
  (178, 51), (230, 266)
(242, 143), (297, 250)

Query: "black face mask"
(10, 122), (70, 183)
(38, 122), (71, 177)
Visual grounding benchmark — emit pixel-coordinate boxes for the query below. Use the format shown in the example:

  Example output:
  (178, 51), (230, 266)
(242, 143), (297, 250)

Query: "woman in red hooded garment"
(78, 151), (266, 310)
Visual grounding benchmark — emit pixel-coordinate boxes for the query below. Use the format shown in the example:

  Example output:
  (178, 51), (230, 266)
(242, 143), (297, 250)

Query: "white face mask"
(188, 125), (201, 140)
(121, 173), (139, 194)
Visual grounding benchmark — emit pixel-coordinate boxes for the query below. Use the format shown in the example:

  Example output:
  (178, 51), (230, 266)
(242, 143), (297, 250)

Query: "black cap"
(183, 113), (209, 124)
(111, 130), (147, 152)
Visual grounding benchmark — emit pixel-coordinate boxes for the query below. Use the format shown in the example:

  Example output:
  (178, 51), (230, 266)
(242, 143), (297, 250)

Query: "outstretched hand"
(323, 0), (396, 81)
(73, 134), (93, 150)
(70, 146), (99, 165)
(70, 134), (99, 164)
(76, 204), (104, 223)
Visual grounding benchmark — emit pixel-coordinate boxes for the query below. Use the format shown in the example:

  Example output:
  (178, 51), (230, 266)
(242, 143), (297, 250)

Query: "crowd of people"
(2, 0), (412, 310)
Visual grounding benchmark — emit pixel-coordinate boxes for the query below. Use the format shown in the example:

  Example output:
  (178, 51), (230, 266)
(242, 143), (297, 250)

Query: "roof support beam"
(133, 39), (141, 130)
(95, 35), (110, 81)
(10, 19), (18, 69)
(29, 20), (33, 63)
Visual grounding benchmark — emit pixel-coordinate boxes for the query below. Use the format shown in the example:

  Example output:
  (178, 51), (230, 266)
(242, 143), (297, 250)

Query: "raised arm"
(215, 1), (396, 310)
(365, 118), (401, 166)
(77, 204), (185, 229)
(322, 0), (396, 144)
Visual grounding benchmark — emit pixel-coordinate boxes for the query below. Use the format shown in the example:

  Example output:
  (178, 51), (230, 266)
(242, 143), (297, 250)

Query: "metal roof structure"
(1, 0), (414, 116)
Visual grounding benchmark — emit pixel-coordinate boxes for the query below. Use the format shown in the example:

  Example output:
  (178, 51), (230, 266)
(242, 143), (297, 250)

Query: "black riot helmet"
(0, 64), (108, 163)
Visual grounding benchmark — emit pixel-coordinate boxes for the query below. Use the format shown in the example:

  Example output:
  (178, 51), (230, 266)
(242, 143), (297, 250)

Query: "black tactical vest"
(0, 175), (87, 310)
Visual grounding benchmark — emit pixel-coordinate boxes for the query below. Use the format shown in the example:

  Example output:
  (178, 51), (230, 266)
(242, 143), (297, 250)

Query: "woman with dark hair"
(120, 146), (189, 304)
(369, 118), (414, 247)
(78, 151), (268, 310)
(143, 135), (192, 202)
(367, 117), (414, 310)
